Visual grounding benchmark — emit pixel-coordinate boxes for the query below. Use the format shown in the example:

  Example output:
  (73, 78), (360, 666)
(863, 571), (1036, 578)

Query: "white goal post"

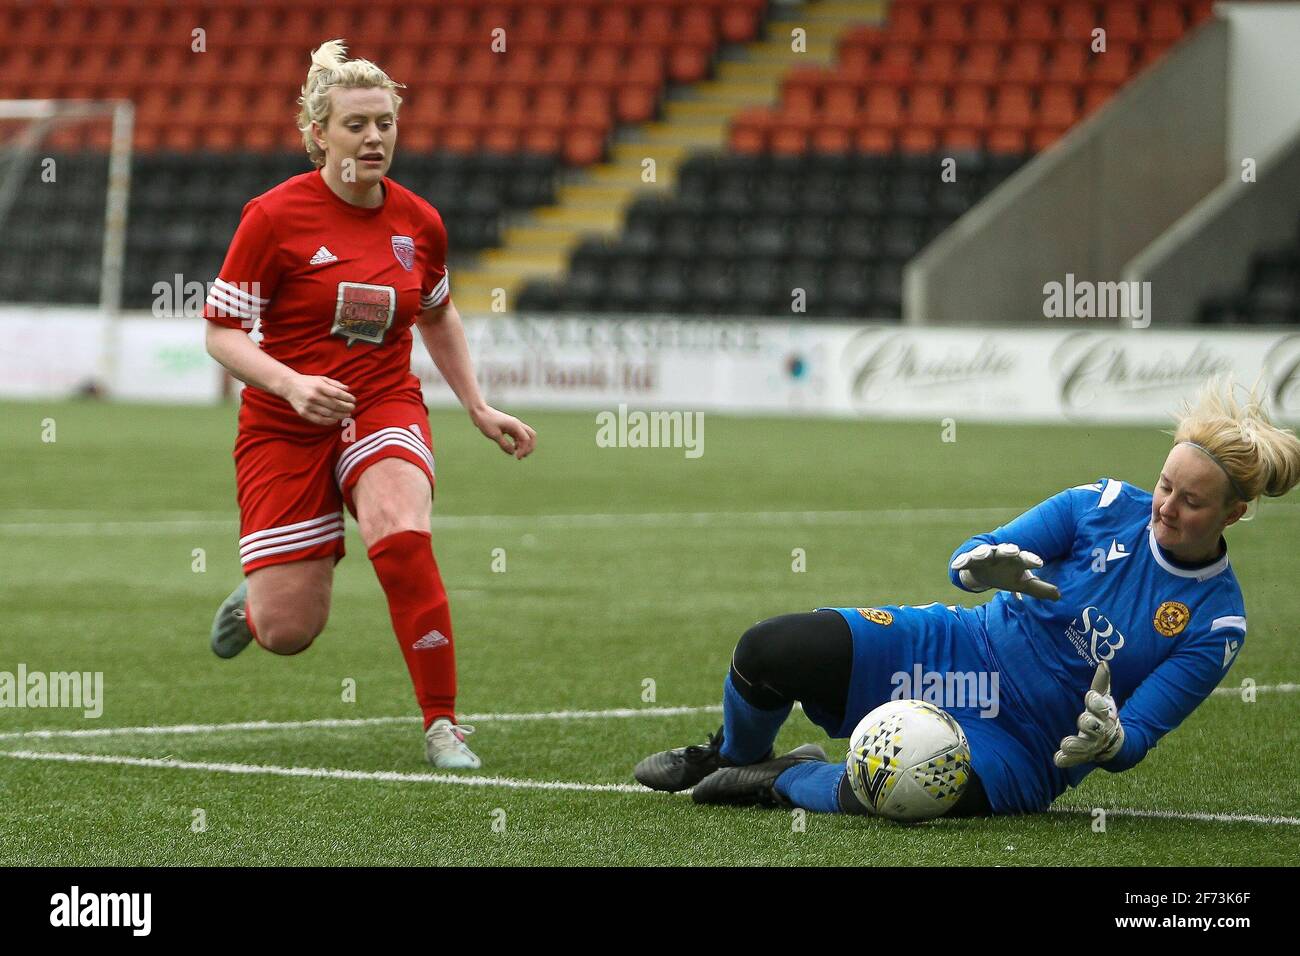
(0, 99), (134, 313)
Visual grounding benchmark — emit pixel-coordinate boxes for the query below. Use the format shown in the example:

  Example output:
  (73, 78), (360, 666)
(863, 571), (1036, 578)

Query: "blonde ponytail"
(1172, 376), (1300, 504)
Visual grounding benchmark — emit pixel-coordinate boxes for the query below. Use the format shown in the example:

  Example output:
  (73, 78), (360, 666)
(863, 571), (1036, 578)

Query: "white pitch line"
(0, 749), (650, 793)
(1050, 805), (1300, 826)
(0, 506), (1044, 536)
(0, 704), (725, 741)
(1210, 682), (1299, 697)
(2, 749), (1296, 826)
(2, 682), (1296, 742)
(7, 502), (1300, 535)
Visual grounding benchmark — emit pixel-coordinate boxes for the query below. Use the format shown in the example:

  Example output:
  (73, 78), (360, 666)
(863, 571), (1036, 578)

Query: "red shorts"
(233, 392), (435, 574)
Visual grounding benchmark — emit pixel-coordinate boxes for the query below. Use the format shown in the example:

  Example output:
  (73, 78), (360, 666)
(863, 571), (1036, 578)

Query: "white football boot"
(424, 719), (481, 769)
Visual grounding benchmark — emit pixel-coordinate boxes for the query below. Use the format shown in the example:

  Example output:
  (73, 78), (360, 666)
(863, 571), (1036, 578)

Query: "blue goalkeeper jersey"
(948, 477), (1247, 790)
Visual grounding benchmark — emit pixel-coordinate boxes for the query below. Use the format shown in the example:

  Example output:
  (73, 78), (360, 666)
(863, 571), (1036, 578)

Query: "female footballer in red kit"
(204, 40), (536, 768)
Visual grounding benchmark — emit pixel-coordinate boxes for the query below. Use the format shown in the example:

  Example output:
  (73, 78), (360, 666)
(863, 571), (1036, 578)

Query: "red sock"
(367, 530), (456, 729)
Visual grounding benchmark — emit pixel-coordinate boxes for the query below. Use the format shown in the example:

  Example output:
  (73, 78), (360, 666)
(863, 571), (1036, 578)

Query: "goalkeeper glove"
(1054, 662), (1125, 768)
(950, 542), (1061, 601)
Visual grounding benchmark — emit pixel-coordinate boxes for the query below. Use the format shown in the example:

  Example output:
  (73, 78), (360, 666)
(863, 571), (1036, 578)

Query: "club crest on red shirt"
(391, 235), (415, 271)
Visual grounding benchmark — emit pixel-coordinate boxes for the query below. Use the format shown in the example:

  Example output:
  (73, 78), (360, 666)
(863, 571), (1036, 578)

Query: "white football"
(845, 699), (972, 822)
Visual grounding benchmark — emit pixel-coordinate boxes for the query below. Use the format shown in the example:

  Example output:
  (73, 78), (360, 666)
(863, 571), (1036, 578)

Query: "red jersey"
(204, 169), (450, 433)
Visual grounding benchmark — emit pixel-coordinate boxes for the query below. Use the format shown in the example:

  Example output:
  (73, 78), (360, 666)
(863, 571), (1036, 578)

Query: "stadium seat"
(958, 44), (1001, 86)
(1015, 3), (1058, 43)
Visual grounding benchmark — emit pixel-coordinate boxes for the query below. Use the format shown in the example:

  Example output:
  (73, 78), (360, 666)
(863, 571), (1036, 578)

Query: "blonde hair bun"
(297, 39), (404, 168)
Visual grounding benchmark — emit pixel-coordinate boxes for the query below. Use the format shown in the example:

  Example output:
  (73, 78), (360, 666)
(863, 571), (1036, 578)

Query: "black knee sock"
(729, 610), (853, 723)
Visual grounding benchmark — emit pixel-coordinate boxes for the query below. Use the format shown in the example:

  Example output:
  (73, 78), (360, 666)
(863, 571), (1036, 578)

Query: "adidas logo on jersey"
(412, 629), (449, 650)
(309, 246), (338, 265)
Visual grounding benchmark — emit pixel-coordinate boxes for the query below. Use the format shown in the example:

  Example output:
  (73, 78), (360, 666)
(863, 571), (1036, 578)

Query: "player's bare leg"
(248, 558), (334, 653)
(210, 557), (334, 658)
(353, 457), (479, 769)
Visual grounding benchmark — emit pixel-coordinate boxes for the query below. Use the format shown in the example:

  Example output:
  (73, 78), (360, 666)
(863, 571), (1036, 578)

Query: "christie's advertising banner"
(414, 317), (1300, 425)
(1, 308), (1297, 424)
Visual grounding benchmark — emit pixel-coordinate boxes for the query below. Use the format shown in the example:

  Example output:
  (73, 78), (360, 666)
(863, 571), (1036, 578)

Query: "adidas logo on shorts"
(412, 629), (449, 650)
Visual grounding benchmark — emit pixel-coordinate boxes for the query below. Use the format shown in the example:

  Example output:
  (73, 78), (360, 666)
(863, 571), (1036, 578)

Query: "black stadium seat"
(519, 150), (1031, 319)
(0, 150), (558, 309)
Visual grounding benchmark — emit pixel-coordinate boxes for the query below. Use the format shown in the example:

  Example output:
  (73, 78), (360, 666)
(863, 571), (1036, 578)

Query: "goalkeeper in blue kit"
(634, 380), (1300, 816)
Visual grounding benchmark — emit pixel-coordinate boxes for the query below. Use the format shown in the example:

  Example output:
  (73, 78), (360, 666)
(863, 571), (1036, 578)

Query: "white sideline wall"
(1124, 5), (1300, 322)
(0, 308), (1296, 426)
(1224, 3), (1300, 164)
(1126, 124), (1300, 323)
(905, 18), (1230, 327)
(907, 4), (1300, 329)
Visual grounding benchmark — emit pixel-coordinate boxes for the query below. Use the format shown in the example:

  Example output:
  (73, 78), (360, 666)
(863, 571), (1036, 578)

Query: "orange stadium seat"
(728, 108), (771, 153)
(992, 85), (1035, 132)
(971, 3), (1013, 43)
(596, 6), (634, 44)
(637, 6), (675, 44)
(1101, 2), (1145, 43)
(899, 127), (939, 152)
(1137, 41), (1175, 68)
(1082, 83), (1119, 115)
(1046, 42), (1089, 85)
(907, 86), (947, 130)
(1030, 127), (1063, 151)
(854, 127), (895, 152)
(1003, 43), (1045, 84)
(564, 128), (606, 167)
(1015, 3), (1058, 43)
(876, 45), (917, 84)
(864, 87), (905, 130)
(720, 4), (760, 43)
(959, 44), (1001, 86)
(668, 44), (711, 84)
(1039, 85), (1080, 132)
(556, 6), (595, 44)
(1091, 43), (1133, 84)
(930, 4), (968, 43)
(987, 128), (1027, 153)
(888, 5), (926, 43)
(951, 86), (991, 130)
(915, 44), (958, 85)
(838, 44), (872, 78)
(680, 8), (719, 45)
(823, 83), (862, 122)
(616, 84), (659, 124)
(1060, 4), (1101, 42)
(942, 127), (984, 152)
(811, 126), (852, 154)
(542, 47), (581, 88)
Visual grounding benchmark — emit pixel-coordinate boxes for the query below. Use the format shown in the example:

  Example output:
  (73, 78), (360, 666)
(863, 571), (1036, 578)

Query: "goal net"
(0, 99), (133, 312)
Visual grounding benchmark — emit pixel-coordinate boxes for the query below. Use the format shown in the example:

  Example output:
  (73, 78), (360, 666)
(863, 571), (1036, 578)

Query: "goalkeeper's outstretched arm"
(948, 486), (1082, 594)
